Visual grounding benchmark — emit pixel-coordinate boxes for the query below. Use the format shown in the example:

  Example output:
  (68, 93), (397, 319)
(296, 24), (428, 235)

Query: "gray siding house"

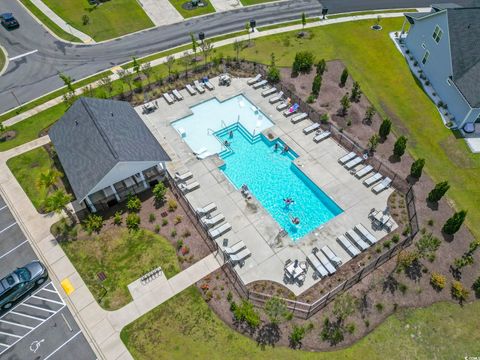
(403, 4), (480, 130)
(49, 97), (171, 212)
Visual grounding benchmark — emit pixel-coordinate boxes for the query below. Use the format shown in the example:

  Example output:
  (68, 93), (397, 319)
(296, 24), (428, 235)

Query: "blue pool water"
(217, 124), (343, 240)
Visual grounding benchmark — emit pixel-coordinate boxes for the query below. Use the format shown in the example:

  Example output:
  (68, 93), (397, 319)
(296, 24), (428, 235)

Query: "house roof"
(447, 8), (480, 108)
(49, 97), (170, 201)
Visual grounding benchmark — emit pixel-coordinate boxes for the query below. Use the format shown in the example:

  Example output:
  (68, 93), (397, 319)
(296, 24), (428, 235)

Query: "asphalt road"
(0, 0), (476, 114)
(0, 196), (96, 360)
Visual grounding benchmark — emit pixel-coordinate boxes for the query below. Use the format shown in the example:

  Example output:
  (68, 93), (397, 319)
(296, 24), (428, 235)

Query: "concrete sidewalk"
(28, 0), (95, 43)
(137, 0), (183, 26)
(0, 136), (224, 359)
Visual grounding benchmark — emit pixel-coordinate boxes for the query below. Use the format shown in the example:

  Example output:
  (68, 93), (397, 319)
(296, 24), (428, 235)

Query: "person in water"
(274, 143), (279, 151)
(281, 144), (289, 154)
(229, 130), (233, 138)
(224, 140), (230, 146)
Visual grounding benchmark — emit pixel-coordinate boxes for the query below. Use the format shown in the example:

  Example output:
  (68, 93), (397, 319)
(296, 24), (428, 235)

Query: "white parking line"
(9, 311), (44, 322)
(31, 295), (64, 305)
(43, 331), (81, 360)
(0, 330), (21, 339)
(0, 342), (8, 347)
(8, 50), (38, 61)
(0, 222), (17, 235)
(39, 287), (57, 294)
(0, 205), (6, 211)
(0, 240), (28, 260)
(20, 303), (57, 314)
(0, 319), (33, 330)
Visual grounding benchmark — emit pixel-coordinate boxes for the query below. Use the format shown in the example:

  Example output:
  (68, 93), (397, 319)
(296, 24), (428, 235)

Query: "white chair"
(195, 202), (216, 215)
(224, 241), (246, 255)
(354, 223), (378, 245)
(174, 171), (193, 182)
(269, 91), (284, 104)
(313, 131), (331, 143)
(355, 165), (373, 179)
(338, 151), (356, 164)
(291, 113), (308, 124)
(201, 213), (225, 228)
(179, 181), (200, 193)
(172, 89), (183, 101)
(283, 107), (298, 117)
(163, 93), (174, 104)
(204, 81), (214, 90)
(186, 84), (196, 95)
(229, 247), (251, 264)
(346, 229), (370, 251)
(363, 173), (383, 187)
(276, 102), (289, 111)
(314, 251), (336, 275)
(208, 222), (232, 239)
(344, 157), (363, 170)
(321, 245), (342, 266)
(303, 122), (320, 134)
(247, 74), (261, 85)
(307, 253), (328, 278)
(252, 79), (268, 89)
(261, 87), (277, 97)
(372, 177), (392, 193)
(194, 80), (205, 93)
(336, 235), (360, 257)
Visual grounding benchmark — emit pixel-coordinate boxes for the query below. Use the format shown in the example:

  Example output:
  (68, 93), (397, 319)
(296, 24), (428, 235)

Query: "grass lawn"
(6, 147), (56, 211)
(213, 18), (480, 240)
(41, 0), (154, 42)
(0, 46), (6, 72)
(327, 9), (418, 19)
(19, 0), (82, 42)
(168, 0), (215, 18)
(258, 18), (317, 32)
(121, 286), (480, 359)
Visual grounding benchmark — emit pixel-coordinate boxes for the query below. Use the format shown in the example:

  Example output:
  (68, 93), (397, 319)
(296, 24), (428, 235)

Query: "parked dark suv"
(0, 261), (48, 310)
(1, 13), (20, 30)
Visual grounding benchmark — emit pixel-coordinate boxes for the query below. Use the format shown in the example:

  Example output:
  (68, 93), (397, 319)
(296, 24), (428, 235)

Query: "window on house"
(446, 78), (452, 86)
(432, 25), (443, 43)
(422, 50), (430, 65)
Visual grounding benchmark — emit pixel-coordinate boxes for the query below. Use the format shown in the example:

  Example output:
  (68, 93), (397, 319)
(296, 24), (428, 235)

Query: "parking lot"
(0, 195), (97, 360)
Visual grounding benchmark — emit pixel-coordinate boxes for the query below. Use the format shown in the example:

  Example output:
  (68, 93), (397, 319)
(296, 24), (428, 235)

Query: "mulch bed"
(0, 130), (16, 142)
(195, 65), (480, 351)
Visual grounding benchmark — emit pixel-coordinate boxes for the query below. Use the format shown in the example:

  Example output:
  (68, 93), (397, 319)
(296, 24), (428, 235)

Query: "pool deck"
(137, 76), (396, 296)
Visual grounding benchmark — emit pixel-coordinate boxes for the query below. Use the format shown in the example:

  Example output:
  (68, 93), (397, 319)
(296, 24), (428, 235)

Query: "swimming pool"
(171, 95), (274, 156)
(217, 123), (343, 240)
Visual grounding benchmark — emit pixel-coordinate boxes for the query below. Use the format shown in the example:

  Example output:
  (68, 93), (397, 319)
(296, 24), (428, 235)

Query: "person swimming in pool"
(229, 130), (233, 138)
(224, 140), (230, 146)
(282, 144), (289, 154)
(274, 143), (279, 151)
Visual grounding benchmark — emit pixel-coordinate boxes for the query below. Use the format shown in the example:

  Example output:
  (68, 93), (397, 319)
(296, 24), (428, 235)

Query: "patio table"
(285, 261), (304, 279)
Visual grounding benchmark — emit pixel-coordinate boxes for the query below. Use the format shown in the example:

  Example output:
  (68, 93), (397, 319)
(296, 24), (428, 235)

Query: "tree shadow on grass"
(256, 323), (280, 349)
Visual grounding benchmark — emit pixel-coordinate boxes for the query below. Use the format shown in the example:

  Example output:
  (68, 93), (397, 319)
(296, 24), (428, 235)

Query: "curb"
(0, 45), (9, 77)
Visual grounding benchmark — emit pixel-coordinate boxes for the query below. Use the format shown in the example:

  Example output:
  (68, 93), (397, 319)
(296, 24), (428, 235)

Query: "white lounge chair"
(224, 241), (246, 255)
(321, 245), (342, 266)
(372, 177), (392, 193)
(344, 157), (363, 170)
(204, 80), (214, 91)
(196, 151), (212, 160)
(307, 253), (328, 278)
(338, 151), (356, 164)
(276, 102), (289, 111)
(193, 147), (207, 156)
(261, 87), (277, 97)
(208, 222), (232, 239)
(172, 89), (183, 101)
(283, 108), (298, 117)
(363, 173), (383, 187)
(313, 131), (331, 143)
(194, 80), (205, 93)
(291, 113), (308, 124)
(229, 247), (251, 264)
(336, 235), (361, 257)
(354, 223), (378, 245)
(355, 165), (373, 179)
(314, 251), (336, 275)
(186, 84), (196, 95)
(303, 122), (320, 134)
(163, 93), (174, 105)
(196, 202), (216, 215)
(252, 79), (268, 89)
(384, 220), (394, 232)
(269, 91), (284, 104)
(201, 213), (225, 228)
(179, 181), (200, 193)
(247, 74), (261, 85)
(346, 229), (370, 251)
(174, 171), (193, 182)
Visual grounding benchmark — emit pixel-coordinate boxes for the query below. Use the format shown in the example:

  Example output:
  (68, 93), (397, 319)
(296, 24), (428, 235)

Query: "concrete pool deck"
(138, 76), (396, 296)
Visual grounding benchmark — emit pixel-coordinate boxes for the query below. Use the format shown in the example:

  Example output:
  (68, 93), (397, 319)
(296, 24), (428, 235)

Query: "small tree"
(233, 299), (260, 329)
(378, 117), (392, 139)
(117, 69), (134, 95)
(59, 73), (75, 94)
(140, 62), (152, 84)
(153, 182), (167, 204)
(245, 22), (251, 44)
(364, 105), (376, 123)
(126, 195), (142, 213)
(126, 213), (141, 231)
(267, 53), (280, 83)
(340, 93), (351, 116)
(292, 51), (315, 74)
(415, 233), (440, 261)
(0, 123), (5, 135)
(410, 158), (425, 179)
(180, 51), (192, 77)
(316, 59), (326, 75)
(393, 135), (408, 158)
(427, 181), (450, 202)
(44, 190), (72, 214)
(165, 55), (176, 79)
(38, 169), (62, 190)
(442, 210), (467, 235)
(311, 74), (322, 97)
(132, 57), (141, 76)
(367, 134), (380, 152)
(233, 39), (244, 62)
(99, 76), (113, 97)
(451, 281), (469, 303)
(264, 297), (289, 325)
(289, 325), (306, 349)
(339, 68), (348, 87)
(332, 293), (357, 322)
(200, 40), (214, 68)
(350, 81), (362, 102)
(301, 12), (307, 30)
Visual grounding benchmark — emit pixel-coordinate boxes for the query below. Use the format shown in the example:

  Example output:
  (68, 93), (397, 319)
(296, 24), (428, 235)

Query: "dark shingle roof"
(447, 8), (480, 107)
(431, 3), (462, 11)
(49, 98), (170, 201)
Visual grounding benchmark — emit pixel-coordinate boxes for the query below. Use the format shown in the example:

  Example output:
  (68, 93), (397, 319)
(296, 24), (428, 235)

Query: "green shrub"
(397, 250), (419, 272)
(430, 272), (446, 290)
(154, 224), (160, 233)
(451, 281), (469, 302)
(83, 214), (103, 234)
(339, 68), (348, 86)
(176, 239), (184, 250)
(364, 105), (376, 123)
(350, 81), (361, 102)
(416, 233), (441, 261)
(233, 300), (261, 329)
(311, 74), (322, 96)
(472, 277), (480, 298)
(168, 198), (178, 212)
(453, 255), (474, 269)
(410, 158), (425, 179)
(393, 135), (408, 158)
(182, 229), (191, 238)
(289, 325), (306, 348)
(149, 213), (156, 223)
(320, 113), (329, 123)
(113, 211), (122, 225)
(345, 323), (355, 334)
(427, 181), (450, 203)
(267, 65), (280, 83)
(320, 317), (344, 345)
(174, 215), (183, 225)
(126, 195), (141, 212)
(153, 182), (167, 203)
(264, 297), (290, 324)
(292, 51), (315, 74)
(125, 213), (140, 231)
(171, 229), (177, 237)
(307, 95), (316, 103)
(399, 283), (408, 294)
(378, 117), (392, 139)
(442, 210), (467, 235)
(375, 303), (384, 312)
(162, 218), (168, 226)
(316, 59), (326, 75)
(226, 291), (233, 303)
(392, 234), (400, 243)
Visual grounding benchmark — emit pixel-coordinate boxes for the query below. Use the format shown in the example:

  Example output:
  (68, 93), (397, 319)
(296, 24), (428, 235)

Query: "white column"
(85, 196), (97, 213)
(110, 185), (121, 201)
(138, 172), (148, 188)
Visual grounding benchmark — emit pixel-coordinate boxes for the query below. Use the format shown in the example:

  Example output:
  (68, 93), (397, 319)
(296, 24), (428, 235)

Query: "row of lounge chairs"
(336, 223), (378, 256)
(307, 245), (342, 278)
(163, 78), (215, 105)
(174, 170), (200, 193)
(338, 152), (392, 193)
(195, 201), (233, 241)
(223, 240), (251, 264)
